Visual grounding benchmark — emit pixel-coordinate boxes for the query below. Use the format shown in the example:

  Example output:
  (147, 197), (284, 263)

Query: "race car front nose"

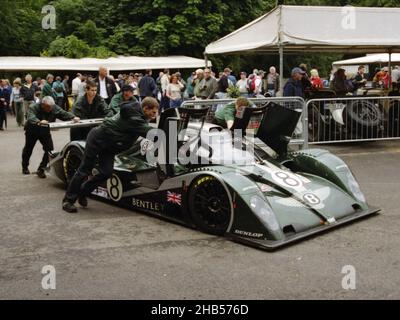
(249, 195), (284, 240)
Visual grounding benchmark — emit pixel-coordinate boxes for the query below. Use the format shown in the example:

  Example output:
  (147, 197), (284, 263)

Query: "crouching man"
(212, 97), (250, 129)
(62, 97), (159, 213)
(22, 96), (80, 178)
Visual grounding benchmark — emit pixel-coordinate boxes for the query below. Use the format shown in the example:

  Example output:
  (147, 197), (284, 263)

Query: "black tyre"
(63, 147), (83, 183)
(188, 176), (232, 235)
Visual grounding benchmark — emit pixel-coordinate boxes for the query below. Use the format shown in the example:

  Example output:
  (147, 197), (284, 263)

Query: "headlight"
(250, 196), (280, 231)
(346, 172), (366, 204)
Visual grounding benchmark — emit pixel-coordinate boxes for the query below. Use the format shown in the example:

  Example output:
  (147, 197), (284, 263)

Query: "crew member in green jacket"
(213, 97), (250, 129)
(62, 97), (159, 213)
(41, 74), (56, 99)
(108, 84), (138, 115)
(22, 96), (80, 178)
(71, 80), (113, 141)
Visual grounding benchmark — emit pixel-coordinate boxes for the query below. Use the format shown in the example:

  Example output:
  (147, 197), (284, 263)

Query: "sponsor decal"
(132, 198), (163, 212)
(140, 138), (154, 156)
(194, 176), (214, 186)
(166, 191), (182, 206)
(234, 229), (264, 239)
(91, 186), (109, 199)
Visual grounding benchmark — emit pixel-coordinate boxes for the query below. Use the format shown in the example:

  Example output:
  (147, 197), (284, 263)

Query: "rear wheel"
(63, 147), (83, 183)
(188, 176), (232, 235)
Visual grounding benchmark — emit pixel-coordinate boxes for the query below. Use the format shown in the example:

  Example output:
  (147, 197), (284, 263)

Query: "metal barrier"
(180, 97), (307, 149)
(306, 95), (400, 145)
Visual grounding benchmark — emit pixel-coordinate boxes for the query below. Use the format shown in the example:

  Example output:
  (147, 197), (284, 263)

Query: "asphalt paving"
(0, 118), (399, 299)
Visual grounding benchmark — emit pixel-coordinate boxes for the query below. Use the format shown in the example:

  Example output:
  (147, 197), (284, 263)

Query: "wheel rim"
(350, 101), (381, 124)
(192, 178), (231, 230)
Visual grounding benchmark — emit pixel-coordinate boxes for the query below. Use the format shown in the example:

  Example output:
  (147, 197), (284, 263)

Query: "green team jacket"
(26, 103), (75, 134)
(100, 101), (153, 152)
(108, 92), (138, 115)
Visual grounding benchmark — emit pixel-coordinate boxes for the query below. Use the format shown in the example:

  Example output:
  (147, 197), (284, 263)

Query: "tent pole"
(204, 53), (208, 69)
(388, 48), (392, 90)
(279, 45), (284, 94)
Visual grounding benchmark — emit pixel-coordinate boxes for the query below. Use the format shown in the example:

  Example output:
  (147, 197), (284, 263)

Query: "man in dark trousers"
(22, 96), (80, 178)
(62, 97), (159, 213)
(95, 66), (117, 105)
(138, 69), (158, 100)
(71, 80), (113, 141)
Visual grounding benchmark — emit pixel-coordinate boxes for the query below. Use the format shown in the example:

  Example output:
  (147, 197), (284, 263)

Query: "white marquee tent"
(205, 5), (400, 90)
(333, 54), (400, 67)
(0, 55), (211, 71)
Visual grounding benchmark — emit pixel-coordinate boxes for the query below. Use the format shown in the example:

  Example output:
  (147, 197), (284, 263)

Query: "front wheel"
(63, 147), (83, 183)
(188, 176), (232, 235)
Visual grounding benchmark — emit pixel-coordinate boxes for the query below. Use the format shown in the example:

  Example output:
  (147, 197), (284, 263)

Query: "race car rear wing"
(48, 118), (104, 130)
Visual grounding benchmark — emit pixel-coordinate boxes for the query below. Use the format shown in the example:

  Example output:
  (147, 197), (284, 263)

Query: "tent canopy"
(0, 55), (211, 71)
(205, 5), (400, 54)
(333, 53), (400, 66)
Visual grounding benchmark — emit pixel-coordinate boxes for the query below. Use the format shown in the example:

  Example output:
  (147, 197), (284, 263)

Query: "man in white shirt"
(95, 66), (117, 104)
(392, 66), (400, 89)
(71, 73), (82, 97)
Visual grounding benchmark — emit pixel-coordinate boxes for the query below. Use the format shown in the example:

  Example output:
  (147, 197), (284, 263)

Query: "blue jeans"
(169, 99), (182, 108)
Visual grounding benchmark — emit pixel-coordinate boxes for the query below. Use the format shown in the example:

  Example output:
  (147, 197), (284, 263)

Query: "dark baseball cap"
(121, 84), (134, 92)
(291, 67), (306, 76)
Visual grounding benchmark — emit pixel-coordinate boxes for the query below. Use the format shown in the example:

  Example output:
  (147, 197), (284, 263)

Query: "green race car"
(48, 102), (379, 250)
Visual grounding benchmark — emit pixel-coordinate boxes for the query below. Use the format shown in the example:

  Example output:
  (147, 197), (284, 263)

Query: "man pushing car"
(62, 97), (159, 213)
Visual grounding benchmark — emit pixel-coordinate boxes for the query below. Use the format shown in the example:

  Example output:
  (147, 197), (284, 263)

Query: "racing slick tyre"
(345, 100), (383, 138)
(63, 147), (83, 183)
(188, 175), (232, 236)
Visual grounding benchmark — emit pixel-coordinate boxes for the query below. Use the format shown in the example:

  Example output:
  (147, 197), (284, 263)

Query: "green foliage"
(45, 35), (92, 58)
(0, 0), (399, 76)
(227, 85), (241, 98)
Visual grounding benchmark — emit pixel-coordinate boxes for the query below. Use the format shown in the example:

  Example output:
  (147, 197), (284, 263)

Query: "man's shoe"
(22, 167), (30, 175)
(37, 168), (46, 179)
(62, 202), (78, 213)
(78, 196), (88, 207)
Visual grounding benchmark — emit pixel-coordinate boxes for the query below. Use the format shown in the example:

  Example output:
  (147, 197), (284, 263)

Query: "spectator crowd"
(1, 63), (400, 131)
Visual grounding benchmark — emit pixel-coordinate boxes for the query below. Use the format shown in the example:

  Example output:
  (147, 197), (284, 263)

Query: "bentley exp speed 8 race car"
(48, 101), (379, 250)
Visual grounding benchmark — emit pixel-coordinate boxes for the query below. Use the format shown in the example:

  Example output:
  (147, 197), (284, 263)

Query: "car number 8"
(273, 171), (301, 187)
(303, 193), (320, 205)
(107, 174), (123, 202)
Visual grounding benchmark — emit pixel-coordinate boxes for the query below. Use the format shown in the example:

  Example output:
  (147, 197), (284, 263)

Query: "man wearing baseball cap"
(283, 67), (306, 98)
(108, 84), (138, 115)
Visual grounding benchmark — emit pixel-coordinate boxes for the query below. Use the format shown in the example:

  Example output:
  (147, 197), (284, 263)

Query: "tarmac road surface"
(0, 119), (399, 299)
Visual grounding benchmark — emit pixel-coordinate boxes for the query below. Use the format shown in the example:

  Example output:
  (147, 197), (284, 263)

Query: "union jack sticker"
(167, 191), (182, 206)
